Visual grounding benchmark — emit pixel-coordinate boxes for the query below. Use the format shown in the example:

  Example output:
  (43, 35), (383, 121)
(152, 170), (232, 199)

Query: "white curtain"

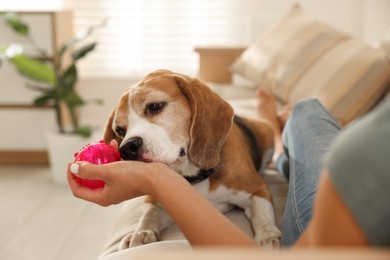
(73, 0), (235, 79)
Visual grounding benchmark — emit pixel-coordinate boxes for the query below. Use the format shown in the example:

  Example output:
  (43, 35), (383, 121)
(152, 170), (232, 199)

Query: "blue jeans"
(275, 98), (341, 246)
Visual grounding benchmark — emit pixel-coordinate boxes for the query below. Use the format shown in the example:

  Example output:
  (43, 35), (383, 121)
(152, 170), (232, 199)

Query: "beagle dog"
(103, 70), (281, 249)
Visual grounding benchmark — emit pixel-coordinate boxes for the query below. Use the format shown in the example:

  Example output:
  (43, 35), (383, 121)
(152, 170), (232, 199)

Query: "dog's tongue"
(140, 153), (157, 163)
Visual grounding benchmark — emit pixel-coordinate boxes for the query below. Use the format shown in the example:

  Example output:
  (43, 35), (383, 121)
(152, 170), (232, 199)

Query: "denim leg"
(277, 98), (341, 246)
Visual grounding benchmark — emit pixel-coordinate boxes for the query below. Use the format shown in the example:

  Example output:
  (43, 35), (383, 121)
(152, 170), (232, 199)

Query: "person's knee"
(293, 98), (324, 113)
(286, 98), (329, 129)
(291, 98), (328, 119)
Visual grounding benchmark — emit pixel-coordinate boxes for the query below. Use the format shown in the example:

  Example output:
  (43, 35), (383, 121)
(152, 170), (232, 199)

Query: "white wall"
(0, 0), (73, 10)
(78, 79), (133, 128)
(362, 0), (390, 43)
(228, 0), (390, 45)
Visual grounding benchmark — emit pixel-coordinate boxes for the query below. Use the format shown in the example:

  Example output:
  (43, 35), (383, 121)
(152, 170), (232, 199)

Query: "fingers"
(68, 162), (107, 181)
(67, 163), (110, 206)
(68, 138), (120, 182)
(110, 139), (119, 150)
(66, 159), (156, 207)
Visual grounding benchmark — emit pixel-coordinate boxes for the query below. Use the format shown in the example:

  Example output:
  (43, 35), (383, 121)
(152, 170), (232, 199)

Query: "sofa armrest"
(194, 46), (246, 83)
(134, 248), (390, 260)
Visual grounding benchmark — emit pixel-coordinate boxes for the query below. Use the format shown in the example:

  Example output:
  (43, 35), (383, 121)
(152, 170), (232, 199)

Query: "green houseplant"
(0, 12), (106, 137)
(1, 12), (107, 184)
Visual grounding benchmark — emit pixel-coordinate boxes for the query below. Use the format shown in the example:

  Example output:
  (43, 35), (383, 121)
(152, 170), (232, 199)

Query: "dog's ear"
(103, 89), (130, 145)
(174, 74), (234, 169)
(102, 108), (121, 144)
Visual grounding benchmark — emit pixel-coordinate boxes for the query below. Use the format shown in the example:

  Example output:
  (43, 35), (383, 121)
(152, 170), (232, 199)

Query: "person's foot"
(277, 103), (292, 129)
(256, 88), (291, 165)
(256, 88), (281, 132)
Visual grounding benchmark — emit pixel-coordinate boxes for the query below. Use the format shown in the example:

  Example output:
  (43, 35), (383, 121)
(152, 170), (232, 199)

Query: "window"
(73, 0), (234, 79)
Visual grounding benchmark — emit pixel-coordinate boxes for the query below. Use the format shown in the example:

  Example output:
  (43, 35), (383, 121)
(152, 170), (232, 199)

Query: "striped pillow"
(232, 3), (390, 125)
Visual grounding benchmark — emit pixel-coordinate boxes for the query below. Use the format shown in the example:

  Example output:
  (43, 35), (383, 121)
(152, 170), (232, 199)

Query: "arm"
(295, 171), (369, 247)
(68, 162), (371, 248)
(67, 161), (257, 247)
(148, 164), (257, 247)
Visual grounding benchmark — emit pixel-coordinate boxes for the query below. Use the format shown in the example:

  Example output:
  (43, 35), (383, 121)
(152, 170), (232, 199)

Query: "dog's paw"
(130, 230), (158, 247)
(118, 233), (133, 250)
(254, 229), (281, 249)
(118, 230), (158, 250)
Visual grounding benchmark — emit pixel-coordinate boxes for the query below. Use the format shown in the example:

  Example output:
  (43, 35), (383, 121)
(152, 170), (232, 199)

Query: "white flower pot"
(46, 129), (101, 185)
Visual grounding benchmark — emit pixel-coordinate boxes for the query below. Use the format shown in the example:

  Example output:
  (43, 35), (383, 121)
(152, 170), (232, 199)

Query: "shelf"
(0, 151), (49, 164)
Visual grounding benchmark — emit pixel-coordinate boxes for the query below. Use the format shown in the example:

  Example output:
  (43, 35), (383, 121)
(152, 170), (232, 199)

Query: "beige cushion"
(232, 3), (390, 125)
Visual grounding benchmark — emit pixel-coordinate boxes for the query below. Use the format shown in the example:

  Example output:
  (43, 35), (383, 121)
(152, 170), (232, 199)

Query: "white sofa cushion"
(231, 3), (390, 125)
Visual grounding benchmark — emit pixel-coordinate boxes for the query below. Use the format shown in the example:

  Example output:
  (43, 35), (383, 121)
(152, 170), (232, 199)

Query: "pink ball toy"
(73, 140), (121, 189)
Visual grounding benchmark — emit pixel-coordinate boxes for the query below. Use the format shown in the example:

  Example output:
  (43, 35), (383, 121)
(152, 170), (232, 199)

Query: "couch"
(98, 3), (390, 259)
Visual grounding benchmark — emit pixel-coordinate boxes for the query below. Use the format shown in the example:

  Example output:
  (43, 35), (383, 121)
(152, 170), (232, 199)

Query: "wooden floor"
(0, 165), (122, 260)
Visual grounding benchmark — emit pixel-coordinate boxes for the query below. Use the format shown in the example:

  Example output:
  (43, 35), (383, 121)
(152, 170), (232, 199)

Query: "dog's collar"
(184, 168), (214, 185)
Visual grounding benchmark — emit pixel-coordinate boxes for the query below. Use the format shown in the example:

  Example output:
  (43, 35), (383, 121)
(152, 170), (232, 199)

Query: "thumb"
(69, 162), (107, 181)
(109, 139), (119, 150)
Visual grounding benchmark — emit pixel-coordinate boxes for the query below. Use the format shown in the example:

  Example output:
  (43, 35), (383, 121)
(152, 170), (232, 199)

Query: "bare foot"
(256, 88), (281, 134)
(256, 88), (290, 165)
(278, 104), (292, 129)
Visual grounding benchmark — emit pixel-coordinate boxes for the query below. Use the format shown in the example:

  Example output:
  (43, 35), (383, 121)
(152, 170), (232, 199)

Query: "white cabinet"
(0, 11), (72, 164)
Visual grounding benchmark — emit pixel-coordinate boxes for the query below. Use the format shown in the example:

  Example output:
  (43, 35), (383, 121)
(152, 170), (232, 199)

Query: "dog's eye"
(115, 126), (126, 137)
(145, 102), (167, 116)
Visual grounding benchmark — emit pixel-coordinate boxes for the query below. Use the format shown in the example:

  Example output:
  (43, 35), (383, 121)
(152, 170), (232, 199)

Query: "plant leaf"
(4, 14), (29, 36)
(10, 54), (56, 85)
(76, 126), (92, 138)
(33, 93), (54, 106)
(64, 92), (84, 107)
(72, 42), (97, 61)
(2, 44), (23, 59)
(26, 83), (51, 93)
(91, 99), (104, 105)
(61, 64), (77, 92)
(84, 99), (104, 106)
(59, 17), (108, 56)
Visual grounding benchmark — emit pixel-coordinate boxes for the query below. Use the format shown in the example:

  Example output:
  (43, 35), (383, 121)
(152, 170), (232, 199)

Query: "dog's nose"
(120, 136), (143, 160)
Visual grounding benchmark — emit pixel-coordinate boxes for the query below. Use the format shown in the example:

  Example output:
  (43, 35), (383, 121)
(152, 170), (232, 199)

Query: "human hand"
(68, 161), (145, 206)
(68, 139), (195, 207)
(67, 139), (174, 206)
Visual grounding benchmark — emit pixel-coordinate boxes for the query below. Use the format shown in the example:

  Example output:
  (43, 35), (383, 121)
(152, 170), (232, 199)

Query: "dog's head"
(103, 70), (234, 174)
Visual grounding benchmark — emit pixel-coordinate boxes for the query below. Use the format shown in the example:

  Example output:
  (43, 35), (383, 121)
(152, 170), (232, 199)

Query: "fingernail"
(70, 163), (80, 174)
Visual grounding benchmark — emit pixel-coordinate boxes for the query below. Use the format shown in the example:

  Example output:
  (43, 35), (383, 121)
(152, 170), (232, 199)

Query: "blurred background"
(1, 0), (389, 133)
(0, 1), (389, 259)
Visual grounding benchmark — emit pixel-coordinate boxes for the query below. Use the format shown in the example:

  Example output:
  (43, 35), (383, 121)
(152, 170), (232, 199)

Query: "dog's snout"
(120, 137), (143, 160)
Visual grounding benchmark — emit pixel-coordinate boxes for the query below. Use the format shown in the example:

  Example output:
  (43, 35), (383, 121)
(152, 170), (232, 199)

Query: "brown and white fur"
(103, 70), (281, 249)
